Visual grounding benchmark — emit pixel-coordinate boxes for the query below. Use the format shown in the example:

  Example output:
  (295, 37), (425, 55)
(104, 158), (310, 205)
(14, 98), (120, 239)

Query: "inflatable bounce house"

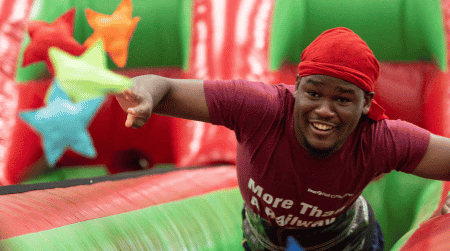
(1, 0), (450, 250)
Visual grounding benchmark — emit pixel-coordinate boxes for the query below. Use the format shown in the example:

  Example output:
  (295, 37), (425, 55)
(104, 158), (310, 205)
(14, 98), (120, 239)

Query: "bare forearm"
(131, 74), (210, 122)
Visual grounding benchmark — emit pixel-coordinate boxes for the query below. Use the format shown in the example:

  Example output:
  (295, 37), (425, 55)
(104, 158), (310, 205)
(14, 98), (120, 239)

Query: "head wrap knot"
(298, 27), (388, 121)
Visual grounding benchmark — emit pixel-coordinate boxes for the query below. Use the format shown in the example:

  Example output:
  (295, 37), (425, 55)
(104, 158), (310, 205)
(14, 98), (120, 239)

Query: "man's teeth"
(312, 123), (332, 131)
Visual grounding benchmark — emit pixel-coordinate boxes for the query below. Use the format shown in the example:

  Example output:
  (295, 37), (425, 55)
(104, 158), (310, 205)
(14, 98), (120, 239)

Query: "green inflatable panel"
(390, 181), (443, 250)
(270, 0), (447, 71)
(15, 0), (193, 82)
(0, 189), (244, 251)
(362, 171), (442, 250)
(22, 165), (108, 184)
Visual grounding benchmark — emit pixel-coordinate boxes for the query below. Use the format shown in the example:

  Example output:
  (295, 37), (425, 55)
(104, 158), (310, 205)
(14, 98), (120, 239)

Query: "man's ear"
(295, 75), (301, 90)
(362, 91), (375, 115)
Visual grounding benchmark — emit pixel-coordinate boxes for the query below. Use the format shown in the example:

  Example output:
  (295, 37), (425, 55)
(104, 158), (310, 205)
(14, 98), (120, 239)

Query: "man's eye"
(307, 91), (319, 98)
(337, 97), (350, 103)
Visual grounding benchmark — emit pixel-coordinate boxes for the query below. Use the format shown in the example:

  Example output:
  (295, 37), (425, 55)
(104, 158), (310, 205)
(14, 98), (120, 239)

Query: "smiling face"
(292, 74), (374, 157)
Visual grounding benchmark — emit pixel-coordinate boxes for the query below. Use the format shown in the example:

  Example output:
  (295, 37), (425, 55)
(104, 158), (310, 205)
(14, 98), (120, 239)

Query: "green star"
(49, 40), (132, 103)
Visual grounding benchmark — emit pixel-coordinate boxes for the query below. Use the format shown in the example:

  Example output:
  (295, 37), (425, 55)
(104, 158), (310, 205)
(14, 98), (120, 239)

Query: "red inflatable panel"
(172, 118), (237, 167)
(375, 63), (431, 127)
(5, 80), (51, 184)
(172, 0), (274, 167)
(422, 0), (450, 137)
(400, 213), (450, 251)
(0, 0), (34, 184)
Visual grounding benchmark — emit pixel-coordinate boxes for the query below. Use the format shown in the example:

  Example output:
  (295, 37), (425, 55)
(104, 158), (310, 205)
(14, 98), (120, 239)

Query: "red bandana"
(298, 27), (388, 121)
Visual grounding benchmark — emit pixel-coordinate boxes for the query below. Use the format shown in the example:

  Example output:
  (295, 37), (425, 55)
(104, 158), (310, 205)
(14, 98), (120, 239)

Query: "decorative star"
(22, 8), (86, 75)
(84, 0), (140, 68)
(48, 40), (133, 103)
(19, 81), (104, 166)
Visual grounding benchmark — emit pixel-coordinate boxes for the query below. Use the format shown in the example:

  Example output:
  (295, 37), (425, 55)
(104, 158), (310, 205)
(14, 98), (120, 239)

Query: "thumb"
(125, 100), (152, 129)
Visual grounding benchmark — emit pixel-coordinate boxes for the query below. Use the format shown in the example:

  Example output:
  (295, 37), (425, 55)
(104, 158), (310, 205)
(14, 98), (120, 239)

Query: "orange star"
(22, 8), (86, 75)
(84, 0), (140, 68)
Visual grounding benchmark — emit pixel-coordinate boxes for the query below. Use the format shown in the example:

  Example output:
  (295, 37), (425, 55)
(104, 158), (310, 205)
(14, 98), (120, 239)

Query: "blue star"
(20, 80), (104, 166)
(286, 236), (305, 251)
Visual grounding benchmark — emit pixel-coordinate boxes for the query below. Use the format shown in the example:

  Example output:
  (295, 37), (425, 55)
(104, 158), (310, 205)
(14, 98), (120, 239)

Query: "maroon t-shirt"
(204, 79), (430, 228)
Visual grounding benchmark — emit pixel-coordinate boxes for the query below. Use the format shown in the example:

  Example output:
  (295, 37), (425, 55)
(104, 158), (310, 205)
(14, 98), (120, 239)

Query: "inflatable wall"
(1, 0), (450, 250)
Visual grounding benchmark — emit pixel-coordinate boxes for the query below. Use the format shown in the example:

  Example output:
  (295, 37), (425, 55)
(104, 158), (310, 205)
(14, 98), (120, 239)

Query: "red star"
(22, 8), (86, 75)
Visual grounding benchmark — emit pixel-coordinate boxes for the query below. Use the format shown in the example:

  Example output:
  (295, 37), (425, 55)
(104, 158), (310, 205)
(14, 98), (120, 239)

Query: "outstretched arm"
(115, 74), (210, 128)
(404, 134), (450, 216)
(412, 133), (450, 181)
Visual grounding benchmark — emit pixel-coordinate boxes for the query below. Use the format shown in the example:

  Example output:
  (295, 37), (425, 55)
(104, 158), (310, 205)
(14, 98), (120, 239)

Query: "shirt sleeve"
(375, 119), (431, 174)
(204, 79), (288, 142)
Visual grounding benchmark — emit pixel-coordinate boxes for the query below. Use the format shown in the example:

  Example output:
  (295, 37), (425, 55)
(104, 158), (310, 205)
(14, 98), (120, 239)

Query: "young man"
(115, 28), (450, 250)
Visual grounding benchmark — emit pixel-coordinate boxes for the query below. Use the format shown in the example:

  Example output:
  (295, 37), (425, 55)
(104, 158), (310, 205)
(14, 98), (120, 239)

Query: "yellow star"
(84, 0), (140, 68)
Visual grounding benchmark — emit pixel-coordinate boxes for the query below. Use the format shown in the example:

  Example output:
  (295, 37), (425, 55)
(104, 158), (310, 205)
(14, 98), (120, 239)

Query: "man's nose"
(315, 100), (335, 118)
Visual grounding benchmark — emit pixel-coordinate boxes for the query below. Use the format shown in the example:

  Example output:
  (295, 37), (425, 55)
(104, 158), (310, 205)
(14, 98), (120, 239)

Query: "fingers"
(114, 89), (133, 99)
(114, 89), (152, 128)
(125, 101), (152, 129)
(115, 89), (139, 113)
